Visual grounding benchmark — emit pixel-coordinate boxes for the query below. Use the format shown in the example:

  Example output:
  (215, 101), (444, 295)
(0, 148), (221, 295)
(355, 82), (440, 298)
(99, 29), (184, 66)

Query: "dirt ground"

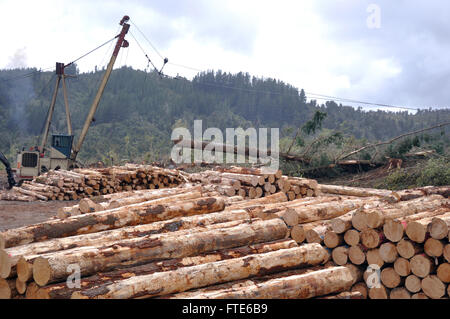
(0, 200), (79, 231)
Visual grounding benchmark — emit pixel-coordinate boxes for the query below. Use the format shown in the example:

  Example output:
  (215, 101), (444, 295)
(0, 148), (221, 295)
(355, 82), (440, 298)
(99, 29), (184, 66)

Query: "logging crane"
(5, 16), (130, 185)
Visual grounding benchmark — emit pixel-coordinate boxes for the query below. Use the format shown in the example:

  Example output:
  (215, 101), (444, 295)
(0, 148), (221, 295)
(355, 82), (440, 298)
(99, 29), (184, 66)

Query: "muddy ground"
(0, 200), (79, 231)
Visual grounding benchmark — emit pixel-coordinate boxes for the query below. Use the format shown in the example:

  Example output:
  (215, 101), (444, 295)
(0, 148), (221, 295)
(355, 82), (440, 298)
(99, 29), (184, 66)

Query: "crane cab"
(16, 134), (74, 179)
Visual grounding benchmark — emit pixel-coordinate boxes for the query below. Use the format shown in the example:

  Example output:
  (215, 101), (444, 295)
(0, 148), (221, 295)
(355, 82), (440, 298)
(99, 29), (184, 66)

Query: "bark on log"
(286, 199), (372, 224)
(158, 266), (360, 299)
(383, 208), (448, 243)
(32, 219), (289, 286)
(0, 192), (223, 248)
(71, 244), (330, 299)
(1, 209), (253, 279)
(35, 239), (297, 299)
(364, 196), (446, 229)
(319, 184), (399, 202)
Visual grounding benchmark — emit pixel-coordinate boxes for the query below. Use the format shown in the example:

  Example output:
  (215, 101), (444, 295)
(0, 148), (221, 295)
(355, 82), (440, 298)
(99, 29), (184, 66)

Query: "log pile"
(1, 164), (185, 201)
(321, 194), (450, 299)
(189, 166), (320, 200)
(0, 165), (448, 299)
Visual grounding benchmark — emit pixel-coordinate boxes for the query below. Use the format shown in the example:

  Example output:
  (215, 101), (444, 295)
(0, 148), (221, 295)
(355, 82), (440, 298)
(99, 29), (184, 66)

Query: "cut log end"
(17, 257), (33, 282)
(0, 249), (12, 279)
(33, 257), (51, 287)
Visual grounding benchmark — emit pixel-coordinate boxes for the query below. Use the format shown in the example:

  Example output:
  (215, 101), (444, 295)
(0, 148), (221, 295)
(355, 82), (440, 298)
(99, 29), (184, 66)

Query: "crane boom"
(71, 15), (130, 161)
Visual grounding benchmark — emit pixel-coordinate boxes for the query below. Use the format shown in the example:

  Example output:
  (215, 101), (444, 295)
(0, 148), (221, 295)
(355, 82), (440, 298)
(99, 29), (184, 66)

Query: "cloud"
(312, 0), (450, 109)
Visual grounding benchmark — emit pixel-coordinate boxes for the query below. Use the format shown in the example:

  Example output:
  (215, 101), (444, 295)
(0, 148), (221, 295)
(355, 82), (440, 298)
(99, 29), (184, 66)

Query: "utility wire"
(65, 35), (118, 68)
(129, 19), (164, 61)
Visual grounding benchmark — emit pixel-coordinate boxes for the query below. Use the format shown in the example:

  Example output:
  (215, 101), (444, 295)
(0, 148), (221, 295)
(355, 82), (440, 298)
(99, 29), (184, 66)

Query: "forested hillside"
(0, 66), (449, 167)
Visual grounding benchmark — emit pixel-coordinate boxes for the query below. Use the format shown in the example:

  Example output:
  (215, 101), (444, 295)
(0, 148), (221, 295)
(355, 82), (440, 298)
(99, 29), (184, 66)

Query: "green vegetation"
(381, 158), (450, 190)
(0, 67), (449, 182)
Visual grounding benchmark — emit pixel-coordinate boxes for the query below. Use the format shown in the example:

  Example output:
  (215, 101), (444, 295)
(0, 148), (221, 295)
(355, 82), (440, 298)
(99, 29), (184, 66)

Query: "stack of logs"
(189, 166), (319, 200)
(1, 183), (366, 300)
(316, 187), (450, 299)
(0, 173), (448, 299)
(2, 164), (185, 201)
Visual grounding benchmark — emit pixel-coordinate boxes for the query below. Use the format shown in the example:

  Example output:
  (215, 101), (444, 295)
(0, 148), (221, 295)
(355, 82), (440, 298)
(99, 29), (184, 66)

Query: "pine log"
(405, 275), (421, 293)
(216, 166), (282, 179)
(360, 229), (385, 249)
(71, 244), (330, 299)
(380, 267), (402, 288)
(290, 221), (325, 244)
(286, 199), (372, 224)
(32, 219), (289, 286)
(379, 242), (398, 263)
(383, 208), (448, 242)
(350, 282), (368, 299)
(389, 287), (411, 299)
(306, 223), (331, 244)
(0, 192), (221, 248)
(411, 293), (429, 299)
(421, 275), (446, 299)
(15, 278), (27, 295)
(436, 263), (450, 283)
(410, 254), (435, 278)
(0, 278), (17, 299)
(320, 291), (364, 299)
(323, 231), (343, 249)
(344, 229), (360, 246)
(429, 212), (450, 240)
(424, 238), (444, 257)
(159, 266), (360, 299)
(348, 245), (366, 265)
(393, 257), (411, 277)
(1, 209), (253, 279)
(364, 196), (446, 229)
(318, 184), (399, 201)
(225, 192), (287, 210)
(396, 239), (422, 259)
(366, 249), (384, 268)
(160, 266), (333, 299)
(445, 244), (450, 263)
(36, 239), (297, 299)
(332, 246), (349, 266)
(368, 285), (388, 299)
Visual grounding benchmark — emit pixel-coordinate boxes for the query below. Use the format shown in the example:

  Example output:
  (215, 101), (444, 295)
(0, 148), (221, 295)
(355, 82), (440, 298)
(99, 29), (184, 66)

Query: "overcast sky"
(1, 0), (450, 112)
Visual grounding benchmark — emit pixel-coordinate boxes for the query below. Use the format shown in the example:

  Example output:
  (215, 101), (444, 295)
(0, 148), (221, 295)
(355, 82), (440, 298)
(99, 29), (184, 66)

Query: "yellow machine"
(14, 16), (130, 182)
